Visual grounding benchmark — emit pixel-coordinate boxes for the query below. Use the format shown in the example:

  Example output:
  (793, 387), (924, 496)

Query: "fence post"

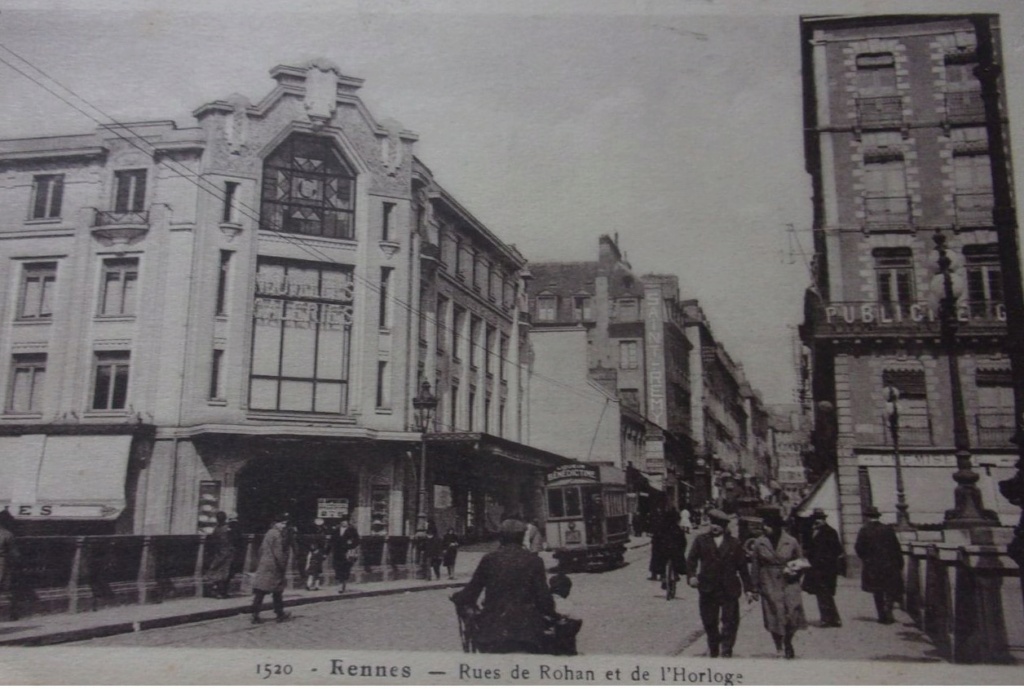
(241, 534), (255, 595)
(194, 534), (207, 598)
(67, 537), (86, 614)
(952, 545), (1016, 664)
(904, 543), (923, 627)
(922, 544), (958, 659)
(137, 536), (153, 605)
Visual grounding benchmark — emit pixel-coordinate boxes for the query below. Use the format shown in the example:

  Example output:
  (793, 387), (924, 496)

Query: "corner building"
(0, 60), (563, 536)
(799, 16), (1022, 549)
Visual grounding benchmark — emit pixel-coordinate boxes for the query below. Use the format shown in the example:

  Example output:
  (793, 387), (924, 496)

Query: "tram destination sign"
(547, 464), (599, 483)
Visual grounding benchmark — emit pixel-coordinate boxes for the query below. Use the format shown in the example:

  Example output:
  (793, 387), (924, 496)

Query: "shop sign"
(317, 498), (349, 519)
(546, 464), (598, 484)
(644, 286), (666, 426)
(856, 453), (1018, 468)
(824, 302), (1006, 326)
(1, 503), (122, 519)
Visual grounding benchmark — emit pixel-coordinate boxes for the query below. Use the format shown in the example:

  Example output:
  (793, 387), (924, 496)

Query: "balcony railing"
(94, 210), (149, 227)
(954, 192), (994, 227)
(857, 96), (904, 128)
(975, 412), (1015, 448)
(813, 300), (1006, 337)
(880, 415), (934, 447)
(863, 195), (912, 230)
(945, 90), (985, 124)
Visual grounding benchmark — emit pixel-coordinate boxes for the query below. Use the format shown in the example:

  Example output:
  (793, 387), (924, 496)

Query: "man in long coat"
(802, 508), (843, 627)
(450, 519), (556, 654)
(204, 511), (236, 599)
(250, 513), (293, 624)
(686, 509), (755, 658)
(854, 506), (904, 624)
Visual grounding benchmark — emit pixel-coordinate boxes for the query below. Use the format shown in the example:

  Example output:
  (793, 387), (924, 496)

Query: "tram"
(544, 462), (629, 572)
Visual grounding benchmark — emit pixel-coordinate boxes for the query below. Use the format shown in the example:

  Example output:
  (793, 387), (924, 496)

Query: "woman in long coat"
(748, 513), (807, 659)
(250, 514), (293, 624)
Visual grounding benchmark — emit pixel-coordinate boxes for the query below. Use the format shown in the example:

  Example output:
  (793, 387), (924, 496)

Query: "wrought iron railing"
(975, 412), (1015, 448)
(880, 415), (934, 446)
(863, 195), (912, 230)
(94, 210), (149, 227)
(953, 192), (993, 227)
(857, 96), (904, 128)
(945, 90), (985, 123)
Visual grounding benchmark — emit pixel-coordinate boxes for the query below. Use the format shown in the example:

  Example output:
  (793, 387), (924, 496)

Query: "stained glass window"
(260, 134), (356, 239)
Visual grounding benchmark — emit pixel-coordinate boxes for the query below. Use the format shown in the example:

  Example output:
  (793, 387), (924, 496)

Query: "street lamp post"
(412, 380), (438, 536)
(933, 230), (999, 529)
(884, 385), (912, 530)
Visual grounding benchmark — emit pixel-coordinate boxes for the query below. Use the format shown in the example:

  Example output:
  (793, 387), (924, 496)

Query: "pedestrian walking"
(332, 517), (360, 593)
(0, 509), (20, 621)
(801, 508), (844, 627)
(442, 528), (459, 579)
(203, 511), (236, 598)
(854, 506), (904, 624)
(659, 509), (687, 591)
(647, 508), (666, 581)
(450, 518), (556, 654)
(422, 521), (443, 580)
(305, 518), (329, 591)
(748, 510), (808, 659)
(685, 509), (755, 658)
(250, 513), (293, 624)
(523, 519), (545, 553)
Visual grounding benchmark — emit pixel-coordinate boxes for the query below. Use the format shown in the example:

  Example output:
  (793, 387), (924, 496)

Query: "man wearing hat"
(802, 508), (844, 627)
(250, 513), (293, 624)
(854, 506), (904, 624)
(450, 518), (556, 654)
(686, 509), (755, 658)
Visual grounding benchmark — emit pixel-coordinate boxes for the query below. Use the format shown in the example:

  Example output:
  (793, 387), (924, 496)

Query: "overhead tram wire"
(0, 44), (618, 407)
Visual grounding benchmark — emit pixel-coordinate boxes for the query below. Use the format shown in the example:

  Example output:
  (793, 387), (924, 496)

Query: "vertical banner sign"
(644, 286), (666, 427)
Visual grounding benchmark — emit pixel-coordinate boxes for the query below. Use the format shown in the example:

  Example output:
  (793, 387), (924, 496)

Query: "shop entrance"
(236, 455), (358, 534)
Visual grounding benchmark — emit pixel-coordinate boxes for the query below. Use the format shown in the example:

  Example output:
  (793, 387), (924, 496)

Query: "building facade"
(0, 59), (563, 537)
(799, 15), (1022, 548)
(526, 236), (695, 508)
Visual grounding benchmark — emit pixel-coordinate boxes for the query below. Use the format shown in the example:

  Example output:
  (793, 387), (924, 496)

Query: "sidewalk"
(0, 546), (492, 647)
(680, 577), (940, 662)
(0, 538), (650, 647)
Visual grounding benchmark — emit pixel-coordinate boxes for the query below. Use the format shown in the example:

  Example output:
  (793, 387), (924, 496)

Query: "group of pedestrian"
(679, 504), (905, 660)
(210, 512), (361, 625)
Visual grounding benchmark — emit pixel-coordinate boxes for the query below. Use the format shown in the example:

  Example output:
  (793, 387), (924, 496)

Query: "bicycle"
(664, 560), (677, 600)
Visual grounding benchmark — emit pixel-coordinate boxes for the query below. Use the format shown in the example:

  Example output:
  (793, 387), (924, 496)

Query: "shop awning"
(0, 434), (132, 519)
(793, 469), (840, 531)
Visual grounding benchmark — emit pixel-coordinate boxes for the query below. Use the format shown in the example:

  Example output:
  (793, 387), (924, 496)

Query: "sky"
(1, 0), (1023, 405)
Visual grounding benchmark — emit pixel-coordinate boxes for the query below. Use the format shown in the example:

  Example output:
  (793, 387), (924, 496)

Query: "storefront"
(423, 432), (568, 540)
(0, 426), (152, 535)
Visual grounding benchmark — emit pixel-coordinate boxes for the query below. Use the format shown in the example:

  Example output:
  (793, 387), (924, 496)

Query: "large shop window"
(260, 134), (356, 239)
(250, 257), (354, 414)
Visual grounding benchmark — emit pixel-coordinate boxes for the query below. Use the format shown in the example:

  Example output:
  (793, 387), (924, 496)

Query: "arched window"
(260, 134), (356, 239)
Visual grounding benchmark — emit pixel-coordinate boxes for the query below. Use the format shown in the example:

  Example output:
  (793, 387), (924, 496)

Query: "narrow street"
(73, 543), (724, 656)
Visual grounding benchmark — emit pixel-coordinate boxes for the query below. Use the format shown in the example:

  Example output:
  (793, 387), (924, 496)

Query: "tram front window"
(548, 489), (565, 518)
(564, 487), (582, 516)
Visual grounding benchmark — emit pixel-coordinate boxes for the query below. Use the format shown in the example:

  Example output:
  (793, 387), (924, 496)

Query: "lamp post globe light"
(883, 385), (911, 531)
(932, 230), (1000, 529)
(412, 380), (438, 536)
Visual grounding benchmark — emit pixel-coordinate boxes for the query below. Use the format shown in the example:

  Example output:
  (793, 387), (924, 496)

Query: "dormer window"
(260, 134), (356, 240)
